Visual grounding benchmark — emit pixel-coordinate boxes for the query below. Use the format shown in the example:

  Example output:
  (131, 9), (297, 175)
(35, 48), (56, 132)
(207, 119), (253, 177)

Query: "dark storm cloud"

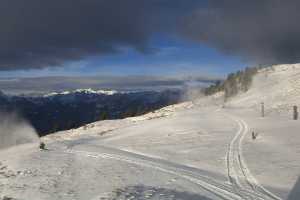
(180, 0), (300, 64)
(2, 0), (299, 70)
(0, 0), (200, 70)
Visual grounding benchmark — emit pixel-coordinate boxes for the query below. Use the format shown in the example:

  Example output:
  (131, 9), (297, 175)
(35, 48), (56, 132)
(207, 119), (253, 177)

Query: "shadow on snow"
(109, 185), (214, 200)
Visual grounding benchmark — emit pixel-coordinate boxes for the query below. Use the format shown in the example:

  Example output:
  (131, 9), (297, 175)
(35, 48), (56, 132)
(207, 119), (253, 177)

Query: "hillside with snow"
(229, 64), (300, 116)
(0, 64), (299, 200)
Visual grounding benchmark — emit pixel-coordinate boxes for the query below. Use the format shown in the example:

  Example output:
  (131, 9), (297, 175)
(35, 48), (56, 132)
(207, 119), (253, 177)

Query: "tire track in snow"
(225, 114), (283, 200)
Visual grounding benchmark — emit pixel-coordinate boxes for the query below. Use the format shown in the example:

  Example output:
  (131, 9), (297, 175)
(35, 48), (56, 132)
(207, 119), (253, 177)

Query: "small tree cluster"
(204, 66), (258, 100)
(224, 67), (258, 99)
(204, 80), (224, 96)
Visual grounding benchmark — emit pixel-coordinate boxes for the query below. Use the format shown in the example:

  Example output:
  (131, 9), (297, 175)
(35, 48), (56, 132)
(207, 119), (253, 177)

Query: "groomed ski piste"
(0, 64), (299, 200)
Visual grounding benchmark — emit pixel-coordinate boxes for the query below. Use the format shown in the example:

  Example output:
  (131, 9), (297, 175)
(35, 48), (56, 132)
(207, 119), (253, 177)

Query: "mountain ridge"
(0, 89), (183, 136)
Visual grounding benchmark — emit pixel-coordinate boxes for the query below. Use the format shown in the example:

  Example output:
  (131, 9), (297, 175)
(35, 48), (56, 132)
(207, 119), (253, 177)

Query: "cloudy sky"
(0, 0), (299, 79)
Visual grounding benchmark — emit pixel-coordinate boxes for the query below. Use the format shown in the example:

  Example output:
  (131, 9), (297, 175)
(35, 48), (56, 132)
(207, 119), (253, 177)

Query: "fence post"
(293, 106), (298, 120)
(261, 102), (265, 117)
(252, 131), (256, 140)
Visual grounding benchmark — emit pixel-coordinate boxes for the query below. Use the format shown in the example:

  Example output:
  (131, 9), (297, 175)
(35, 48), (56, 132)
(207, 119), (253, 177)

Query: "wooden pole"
(261, 102), (265, 118)
(252, 131), (256, 140)
(293, 106), (298, 120)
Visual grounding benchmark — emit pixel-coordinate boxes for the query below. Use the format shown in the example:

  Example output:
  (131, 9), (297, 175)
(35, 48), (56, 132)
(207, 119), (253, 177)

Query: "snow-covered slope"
(229, 64), (300, 116)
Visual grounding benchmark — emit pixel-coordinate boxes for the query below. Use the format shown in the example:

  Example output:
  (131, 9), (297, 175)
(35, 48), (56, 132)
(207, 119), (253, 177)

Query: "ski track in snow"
(63, 112), (284, 200)
(65, 148), (242, 200)
(225, 114), (283, 200)
(0, 107), (291, 199)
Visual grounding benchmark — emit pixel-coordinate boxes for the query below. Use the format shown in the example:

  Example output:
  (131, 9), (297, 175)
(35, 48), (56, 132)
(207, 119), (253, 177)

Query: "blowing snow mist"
(0, 112), (39, 150)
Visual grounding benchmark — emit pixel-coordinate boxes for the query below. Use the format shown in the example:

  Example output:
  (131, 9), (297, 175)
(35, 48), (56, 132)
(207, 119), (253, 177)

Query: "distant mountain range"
(0, 89), (183, 136)
(0, 75), (220, 95)
(43, 88), (119, 97)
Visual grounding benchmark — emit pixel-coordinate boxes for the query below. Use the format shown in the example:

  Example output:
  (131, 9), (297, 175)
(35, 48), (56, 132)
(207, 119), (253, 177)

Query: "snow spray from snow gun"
(182, 80), (206, 102)
(0, 112), (39, 150)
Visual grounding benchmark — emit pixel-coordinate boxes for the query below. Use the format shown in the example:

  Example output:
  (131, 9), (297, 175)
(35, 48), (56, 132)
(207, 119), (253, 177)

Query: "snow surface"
(0, 64), (300, 200)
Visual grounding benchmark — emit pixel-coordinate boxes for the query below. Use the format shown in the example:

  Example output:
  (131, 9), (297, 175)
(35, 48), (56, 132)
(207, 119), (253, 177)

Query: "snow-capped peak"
(43, 88), (118, 97)
(74, 88), (118, 95)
